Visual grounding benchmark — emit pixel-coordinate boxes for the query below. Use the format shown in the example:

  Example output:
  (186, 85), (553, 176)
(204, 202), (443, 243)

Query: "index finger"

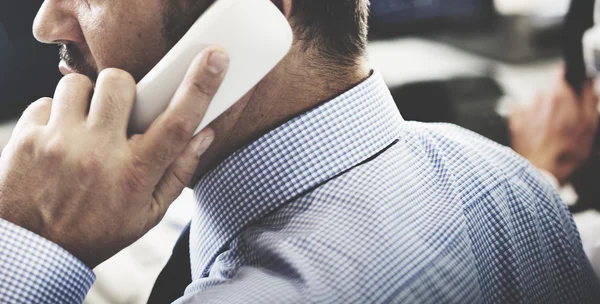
(88, 69), (137, 132)
(133, 46), (229, 174)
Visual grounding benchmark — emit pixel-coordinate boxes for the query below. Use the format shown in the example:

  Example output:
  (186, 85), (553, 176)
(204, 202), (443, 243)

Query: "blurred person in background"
(510, 72), (599, 187)
(510, 0), (600, 191)
(1, 1), (599, 304)
(509, 71), (600, 275)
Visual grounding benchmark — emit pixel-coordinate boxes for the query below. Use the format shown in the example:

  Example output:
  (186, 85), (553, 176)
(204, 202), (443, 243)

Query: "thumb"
(150, 128), (214, 222)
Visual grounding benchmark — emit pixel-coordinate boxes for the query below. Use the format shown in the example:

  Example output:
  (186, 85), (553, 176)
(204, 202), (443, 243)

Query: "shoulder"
(294, 122), (576, 266)
(242, 124), (597, 302)
(316, 121), (547, 207)
(395, 122), (553, 201)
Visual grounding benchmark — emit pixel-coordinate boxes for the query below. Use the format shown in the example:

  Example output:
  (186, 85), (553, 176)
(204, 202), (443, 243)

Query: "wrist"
(0, 202), (94, 268)
(0, 200), (44, 240)
(0, 218), (96, 302)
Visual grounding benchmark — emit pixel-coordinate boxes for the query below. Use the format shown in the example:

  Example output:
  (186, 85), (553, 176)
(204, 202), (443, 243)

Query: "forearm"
(0, 218), (95, 304)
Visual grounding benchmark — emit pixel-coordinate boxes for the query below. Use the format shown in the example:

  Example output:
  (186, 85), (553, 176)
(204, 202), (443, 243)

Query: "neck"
(191, 53), (371, 185)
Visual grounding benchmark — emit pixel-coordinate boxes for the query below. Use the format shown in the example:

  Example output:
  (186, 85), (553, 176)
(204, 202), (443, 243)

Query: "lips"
(59, 60), (76, 76)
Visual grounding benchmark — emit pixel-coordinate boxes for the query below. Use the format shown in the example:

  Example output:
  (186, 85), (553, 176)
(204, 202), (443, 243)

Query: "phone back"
(130, 0), (293, 134)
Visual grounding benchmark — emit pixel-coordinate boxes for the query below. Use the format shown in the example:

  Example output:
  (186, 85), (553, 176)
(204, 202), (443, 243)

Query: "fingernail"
(207, 50), (229, 74)
(197, 136), (214, 158)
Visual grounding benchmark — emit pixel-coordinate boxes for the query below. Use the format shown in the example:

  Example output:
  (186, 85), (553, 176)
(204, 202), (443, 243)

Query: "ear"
(271, 0), (293, 18)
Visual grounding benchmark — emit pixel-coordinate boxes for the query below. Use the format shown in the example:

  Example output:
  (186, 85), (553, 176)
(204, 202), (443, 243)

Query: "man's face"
(33, 0), (206, 82)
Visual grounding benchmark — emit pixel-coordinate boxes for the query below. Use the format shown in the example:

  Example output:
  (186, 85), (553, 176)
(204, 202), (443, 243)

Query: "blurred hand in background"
(510, 71), (598, 184)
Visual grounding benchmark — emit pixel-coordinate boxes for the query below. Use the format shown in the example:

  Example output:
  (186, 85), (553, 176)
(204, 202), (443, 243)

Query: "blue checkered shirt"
(1, 72), (599, 303)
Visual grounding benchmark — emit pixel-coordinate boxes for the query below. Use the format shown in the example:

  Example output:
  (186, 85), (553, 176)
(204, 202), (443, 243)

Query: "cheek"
(79, 1), (169, 80)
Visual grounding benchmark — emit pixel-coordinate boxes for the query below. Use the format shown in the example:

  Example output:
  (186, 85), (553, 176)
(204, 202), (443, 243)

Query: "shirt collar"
(191, 72), (404, 277)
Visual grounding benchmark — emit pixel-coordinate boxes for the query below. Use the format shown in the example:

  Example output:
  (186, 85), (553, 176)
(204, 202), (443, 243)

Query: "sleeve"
(0, 218), (95, 304)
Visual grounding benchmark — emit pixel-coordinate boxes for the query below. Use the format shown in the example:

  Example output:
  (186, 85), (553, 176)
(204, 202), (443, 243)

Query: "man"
(510, 74), (598, 186)
(510, 72), (600, 275)
(0, 1), (599, 303)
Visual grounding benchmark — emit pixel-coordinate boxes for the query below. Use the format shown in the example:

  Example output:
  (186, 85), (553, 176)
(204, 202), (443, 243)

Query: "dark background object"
(563, 0), (595, 94)
(369, 0), (564, 63)
(0, 2), (43, 39)
(561, 0), (600, 212)
(369, 0), (494, 38)
(2, 0), (598, 211)
(0, 1), (61, 122)
(390, 77), (510, 147)
(430, 15), (564, 63)
(148, 223), (192, 304)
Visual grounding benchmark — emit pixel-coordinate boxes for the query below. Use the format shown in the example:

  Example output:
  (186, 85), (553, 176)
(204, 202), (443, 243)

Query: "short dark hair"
(290, 0), (370, 65)
(166, 0), (370, 66)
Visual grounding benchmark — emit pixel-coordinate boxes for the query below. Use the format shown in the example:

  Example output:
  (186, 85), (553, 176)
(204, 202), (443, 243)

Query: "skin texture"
(510, 71), (599, 184)
(34, 0), (172, 82)
(0, 0), (369, 268)
(0, 47), (228, 268)
(33, 0), (370, 185)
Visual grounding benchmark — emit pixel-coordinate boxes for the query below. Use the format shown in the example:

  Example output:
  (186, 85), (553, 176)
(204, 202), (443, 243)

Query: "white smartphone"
(129, 0), (293, 135)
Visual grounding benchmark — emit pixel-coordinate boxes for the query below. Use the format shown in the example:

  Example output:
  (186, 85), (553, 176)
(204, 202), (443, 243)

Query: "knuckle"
(187, 76), (219, 100)
(60, 73), (93, 88)
(44, 137), (68, 161)
(78, 152), (106, 176)
(24, 98), (52, 116)
(94, 69), (136, 115)
(165, 115), (195, 142)
(34, 97), (53, 108)
(13, 129), (39, 154)
(98, 68), (135, 85)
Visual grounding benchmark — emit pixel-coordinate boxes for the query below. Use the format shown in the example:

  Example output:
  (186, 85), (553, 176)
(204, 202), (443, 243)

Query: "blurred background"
(2, 0), (600, 303)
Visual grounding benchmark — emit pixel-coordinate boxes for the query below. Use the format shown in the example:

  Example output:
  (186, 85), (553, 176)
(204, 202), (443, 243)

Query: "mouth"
(58, 60), (77, 76)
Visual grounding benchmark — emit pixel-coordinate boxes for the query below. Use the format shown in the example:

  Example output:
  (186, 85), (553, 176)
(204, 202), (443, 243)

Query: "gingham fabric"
(0, 219), (94, 303)
(178, 72), (600, 303)
(0, 72), (598, 303)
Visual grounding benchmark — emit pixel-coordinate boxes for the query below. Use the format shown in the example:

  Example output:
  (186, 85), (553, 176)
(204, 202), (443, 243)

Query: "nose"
(33, 0), (82, 45)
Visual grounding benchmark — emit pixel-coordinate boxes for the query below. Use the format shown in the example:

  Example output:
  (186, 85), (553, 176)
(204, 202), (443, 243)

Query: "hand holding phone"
(0, 46), (228, 268)
(129, 0), (293, 135)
